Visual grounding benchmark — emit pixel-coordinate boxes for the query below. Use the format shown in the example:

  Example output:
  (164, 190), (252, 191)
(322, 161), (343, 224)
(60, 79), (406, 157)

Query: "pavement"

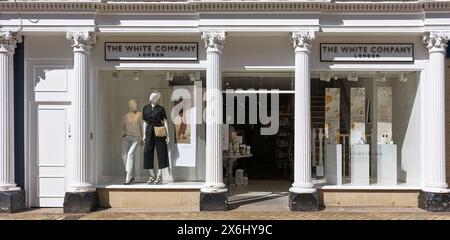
(1, 181), (448, 220)
(0, 207), (449, 220)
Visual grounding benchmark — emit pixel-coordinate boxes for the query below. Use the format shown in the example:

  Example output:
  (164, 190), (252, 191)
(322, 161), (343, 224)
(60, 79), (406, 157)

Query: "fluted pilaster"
(0, 31), (21, 191)
(290, 31), (316, 193)
(201, 31), (226, 193)
(66, 31), (96, 192)
(423, 32), (450, 193)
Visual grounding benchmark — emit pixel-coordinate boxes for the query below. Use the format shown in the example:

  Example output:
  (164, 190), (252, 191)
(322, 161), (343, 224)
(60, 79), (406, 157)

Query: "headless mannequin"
(143, 92), (170, 183)
(121, 99), (143, 184)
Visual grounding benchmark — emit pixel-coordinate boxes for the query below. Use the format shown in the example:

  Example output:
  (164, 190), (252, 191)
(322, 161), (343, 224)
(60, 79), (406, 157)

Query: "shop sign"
(105, 42), (198, 61)
(320, 43), (414, 62)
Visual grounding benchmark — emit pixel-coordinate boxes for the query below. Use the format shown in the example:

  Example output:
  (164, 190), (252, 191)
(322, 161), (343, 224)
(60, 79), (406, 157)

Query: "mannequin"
(142, 91), (170, 184)
(121, 99), (143, 184)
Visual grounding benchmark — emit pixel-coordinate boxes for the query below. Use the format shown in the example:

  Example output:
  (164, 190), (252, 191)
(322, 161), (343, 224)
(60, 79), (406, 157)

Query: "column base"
(63, 191), (98, 213)
(289, 191), (320, 212)
(200, 191), (228, 211)
(418, 190), (450, 212)
(0, 190), (25, 213)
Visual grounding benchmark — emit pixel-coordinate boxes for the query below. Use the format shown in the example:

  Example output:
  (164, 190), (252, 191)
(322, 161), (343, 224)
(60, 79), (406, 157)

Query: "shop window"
(311, 71), (421, 186)
(96, 70), (206, 185)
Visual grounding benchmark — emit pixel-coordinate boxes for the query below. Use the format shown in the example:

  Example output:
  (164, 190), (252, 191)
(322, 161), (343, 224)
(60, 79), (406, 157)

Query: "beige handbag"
(154, 125), (167, 137)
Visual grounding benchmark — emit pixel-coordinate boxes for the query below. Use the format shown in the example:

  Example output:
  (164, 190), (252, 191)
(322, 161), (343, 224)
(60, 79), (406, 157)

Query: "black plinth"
(0, 190), (25, 213)
(200, 191), (228, 211)
(289, 191), (320, 212)
(63, 191), (97, 213)
(418, 191), (450, 212)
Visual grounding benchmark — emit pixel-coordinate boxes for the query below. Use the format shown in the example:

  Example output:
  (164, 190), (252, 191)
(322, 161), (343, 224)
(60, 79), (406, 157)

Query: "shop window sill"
(96, 182), (204, 190)
(316, 184), (421, 190)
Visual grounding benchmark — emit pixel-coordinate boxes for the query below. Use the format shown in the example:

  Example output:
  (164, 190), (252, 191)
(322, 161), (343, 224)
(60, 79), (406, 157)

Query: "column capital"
(423, 31), (450, 53)
(201, 31), (226, 53)
(0, 30), (22, 54)
(291, 31), (316, 53)
(66, 31), (96, 53)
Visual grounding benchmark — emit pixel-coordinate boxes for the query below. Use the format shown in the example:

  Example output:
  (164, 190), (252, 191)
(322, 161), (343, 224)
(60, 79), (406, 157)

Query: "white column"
(0, 31), (21, 192)
(423, 32), (450, 193)
(201, 31), (227, 193)
(290, 31), (316, 194)
(66, 32), (96, 192)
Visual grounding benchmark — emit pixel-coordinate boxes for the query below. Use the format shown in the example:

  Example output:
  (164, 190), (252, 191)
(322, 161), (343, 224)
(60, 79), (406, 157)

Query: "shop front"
(0, 1), (449, 213)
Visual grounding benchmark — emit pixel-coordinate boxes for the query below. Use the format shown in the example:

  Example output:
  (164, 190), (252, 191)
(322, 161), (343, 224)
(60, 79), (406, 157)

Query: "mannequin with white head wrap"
(142, 91), (170, 184)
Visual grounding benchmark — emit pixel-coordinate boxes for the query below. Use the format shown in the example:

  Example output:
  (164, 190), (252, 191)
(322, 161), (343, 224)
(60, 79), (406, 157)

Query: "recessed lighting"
(332, 73), (338, 81)
(375, 72), (386, 82)
(133, 71), (139, 81)
(348, 72), (359, 81)
(320, 72), (326, 81)
(400, 72), (408, 82)
(112, 71), (119, 80)
(166, 71), (174, 81)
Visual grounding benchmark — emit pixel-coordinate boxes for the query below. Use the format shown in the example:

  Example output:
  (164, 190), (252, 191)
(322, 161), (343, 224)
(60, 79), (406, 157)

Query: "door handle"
(68, 124), (72, 138)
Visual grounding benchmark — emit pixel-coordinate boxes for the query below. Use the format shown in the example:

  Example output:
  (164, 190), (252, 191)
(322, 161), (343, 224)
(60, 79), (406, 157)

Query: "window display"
(175, 108), (190, 144)
(121, 99), (143, 184)
(311, 71), (421, 186)
(325, 88), (340, 144)
(96, 70), (206, 185)
(143, 91), (170, 184)
(377, 87), (393, 144)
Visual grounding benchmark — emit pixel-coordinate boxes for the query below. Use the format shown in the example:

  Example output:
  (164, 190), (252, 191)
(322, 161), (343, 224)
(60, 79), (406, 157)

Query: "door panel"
(38, 108), (67, 166)
(34, 105), (71, 207)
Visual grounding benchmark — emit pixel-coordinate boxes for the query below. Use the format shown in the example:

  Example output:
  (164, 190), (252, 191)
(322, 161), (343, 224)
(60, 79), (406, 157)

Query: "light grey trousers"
(121, 135), (140, 179)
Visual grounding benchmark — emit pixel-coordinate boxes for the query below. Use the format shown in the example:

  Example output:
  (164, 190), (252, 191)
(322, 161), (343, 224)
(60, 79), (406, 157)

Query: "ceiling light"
(112, 71), (119, 80)
(375, 72), (386, 82)
(189, 72), (200, 82)
(320, 72), (326, 81)
(133, 71), (139, 81)
(325, 73), (331, 82)
(348, 72), (358, 82)
(166, 71), (174, 81)
(400, 73), (408, 82)
(194, 72), (201, 81)
(189, 73), (195, 82)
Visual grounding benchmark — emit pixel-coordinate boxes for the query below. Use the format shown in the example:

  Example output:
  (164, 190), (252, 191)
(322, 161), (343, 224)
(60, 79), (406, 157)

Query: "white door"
(28, 63), (73, 207)
(33, 105), (72, 207)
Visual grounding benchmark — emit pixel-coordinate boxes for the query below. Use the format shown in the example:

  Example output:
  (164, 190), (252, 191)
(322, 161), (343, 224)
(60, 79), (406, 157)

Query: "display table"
(223, 153), (252, 195)
(377, 144), (397, 185)
(325, 144), (342, 185)
(350, 144), (370, 185)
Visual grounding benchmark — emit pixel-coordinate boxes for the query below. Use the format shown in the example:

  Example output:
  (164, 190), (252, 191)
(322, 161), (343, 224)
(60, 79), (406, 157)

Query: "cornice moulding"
(0, 1), (449, 13)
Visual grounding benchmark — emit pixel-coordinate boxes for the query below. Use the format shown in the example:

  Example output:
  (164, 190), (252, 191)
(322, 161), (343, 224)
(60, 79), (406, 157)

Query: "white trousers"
(122, 135), (140, 178)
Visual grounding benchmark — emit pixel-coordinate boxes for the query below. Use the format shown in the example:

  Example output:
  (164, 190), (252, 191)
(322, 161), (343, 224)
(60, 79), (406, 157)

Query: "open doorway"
(222, 73), (294, 211)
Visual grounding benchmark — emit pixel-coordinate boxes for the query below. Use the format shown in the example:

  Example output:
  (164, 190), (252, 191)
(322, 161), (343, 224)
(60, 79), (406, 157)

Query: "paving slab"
(0, 207), (449, 220)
